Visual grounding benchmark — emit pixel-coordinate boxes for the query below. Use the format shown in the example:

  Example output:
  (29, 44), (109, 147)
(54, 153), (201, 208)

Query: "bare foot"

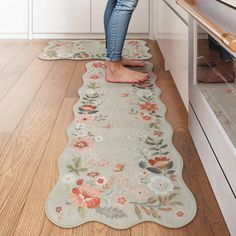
(105, 61), (148, 83)
(121, 58), (145, 67)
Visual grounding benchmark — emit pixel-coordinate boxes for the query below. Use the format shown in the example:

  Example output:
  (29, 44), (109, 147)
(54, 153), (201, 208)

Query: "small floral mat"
(38, 40), (152, 61)
(45, 61), (197, 229)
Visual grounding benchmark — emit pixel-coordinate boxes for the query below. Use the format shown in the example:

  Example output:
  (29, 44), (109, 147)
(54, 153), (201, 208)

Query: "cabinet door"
(0, 0), (28, 33)
(33, 0), (90, 33)
(91, 0), (149, 33)
(153, 0), (189, 110)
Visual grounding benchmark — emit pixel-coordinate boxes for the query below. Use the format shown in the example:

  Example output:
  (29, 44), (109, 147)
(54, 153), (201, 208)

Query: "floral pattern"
(38, 40), (152, 61)
(45, 59), (197, 229)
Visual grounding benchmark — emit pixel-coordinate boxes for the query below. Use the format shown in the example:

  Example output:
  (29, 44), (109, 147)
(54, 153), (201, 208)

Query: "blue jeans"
(104, 0), (139, 61)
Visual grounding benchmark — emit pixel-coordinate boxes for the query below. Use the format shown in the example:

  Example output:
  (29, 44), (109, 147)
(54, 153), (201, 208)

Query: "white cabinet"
(153, 0), (189, 110)
(0, 0), (149, 37)
(0, 0), (28, 33)
(33, 0), (91, 33)
(91, 0), (149, 33)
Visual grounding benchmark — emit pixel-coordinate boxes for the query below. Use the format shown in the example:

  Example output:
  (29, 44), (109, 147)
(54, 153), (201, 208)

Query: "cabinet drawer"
(154, 0), (189, 110)
(189, 82), (236, 195)
(91, 0), (149, 33)
(189, 104), (236, 235)
(0, 0), (28, 33)
(164, 0), (188, 23)
(33, 0), (90, 33)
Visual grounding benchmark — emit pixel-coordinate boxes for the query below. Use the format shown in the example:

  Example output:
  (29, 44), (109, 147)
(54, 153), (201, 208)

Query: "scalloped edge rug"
(45, 58), (197, 229)
(38, 39), (152, 61)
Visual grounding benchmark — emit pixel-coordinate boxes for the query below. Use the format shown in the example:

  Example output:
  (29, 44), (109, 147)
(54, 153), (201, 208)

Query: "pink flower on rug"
(76, 179), (84, 185)
(121, 93), (129, 97)
(153, 131), (163, 137)
(148, 157), (170, 168)
(79, 52), (89, 58)
(224, 88), (232, 93)
(71, 185), (100, 209)
(89, 74), (100, 80)
(76, 115), (95, 122)
(175, 210), (185, 218)
(127, 41), (139, 46)
(113, 163), (125, 172)
(102, 123), (113, 129)
(116, 196), (128, 207)
(92, 62), (105, 68)
(55, 206), (62, 213)
(97, 159), (109, 167)
(71, 138), (92, 150)
(170, 174), (177, 181)
(87, 171), (100, 177)
(95, 176), (107, 186)
(80, 104), (97, 112)
(135, 80), (153, 89)
(141, 115), (153, 122)
(139, 102), (157, 112)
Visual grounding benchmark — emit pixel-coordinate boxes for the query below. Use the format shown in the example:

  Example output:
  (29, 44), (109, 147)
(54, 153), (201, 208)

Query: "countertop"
(177, 0), (236, 52)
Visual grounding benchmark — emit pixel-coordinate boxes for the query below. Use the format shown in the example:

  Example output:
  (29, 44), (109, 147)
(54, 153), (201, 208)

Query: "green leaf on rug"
(134, 205), (142, 220)
(78, 207), (85, 218)
(166, 161), (173, 169)
(139, 161), (147, 169)
(167, 201), (183, 206)
(95, 207), (127, 219)
(167, 193), (178, 201)
(149, 208), (160, 218)
(87, 82), (100, 89)
(146, 167), (162, 174)
(146, 196), (158, 204)
(73, 157), (81, 168)
(67, 157), (88, 175)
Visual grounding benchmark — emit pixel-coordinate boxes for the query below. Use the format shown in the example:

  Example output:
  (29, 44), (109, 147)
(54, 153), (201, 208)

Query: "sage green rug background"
(38, 39), (152, 61)
(45, 58), (197, 229)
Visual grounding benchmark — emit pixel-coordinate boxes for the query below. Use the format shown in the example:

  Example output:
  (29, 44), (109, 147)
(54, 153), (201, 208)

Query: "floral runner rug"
(38, 40), (152, 61)
(45, 61), (197, 229)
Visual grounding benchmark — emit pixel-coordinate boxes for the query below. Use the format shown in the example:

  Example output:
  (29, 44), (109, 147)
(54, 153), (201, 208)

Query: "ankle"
(105, 61), (123, 72)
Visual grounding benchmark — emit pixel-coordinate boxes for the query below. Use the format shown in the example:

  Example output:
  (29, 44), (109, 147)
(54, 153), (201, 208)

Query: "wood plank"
(65, 60), (89, 97)
(0, 58), (54, 153)
(0, 40), (47, 101)
(0, 40), (29, 71)
(0, 40), (12, 51)
(13, 97), (78, 236)
(0, 60), (77, 236)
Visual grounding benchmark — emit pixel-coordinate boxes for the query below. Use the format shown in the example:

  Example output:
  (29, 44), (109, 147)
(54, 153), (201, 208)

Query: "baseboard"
(0, 33), (28, 39)
(0, 33), (150, 40)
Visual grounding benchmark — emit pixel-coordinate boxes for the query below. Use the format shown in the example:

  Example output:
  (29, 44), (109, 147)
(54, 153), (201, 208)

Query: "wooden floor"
(0, 39), (230, 236)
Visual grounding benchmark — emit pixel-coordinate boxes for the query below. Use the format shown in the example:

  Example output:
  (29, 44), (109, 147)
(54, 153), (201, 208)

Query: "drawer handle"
(177, 0), (236, 52)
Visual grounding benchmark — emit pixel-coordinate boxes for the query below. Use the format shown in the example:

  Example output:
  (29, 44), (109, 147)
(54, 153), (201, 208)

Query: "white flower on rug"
(94, 136), (104, 142)
(62, 173), (77, 184)
(148, 175), (174, 195)
(76, 130), (87, 138)
(75, 123), (86, 130)
(56, 52), (74, 58)
(136, 89), (153, 98)
(86, 88), (96, 97)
